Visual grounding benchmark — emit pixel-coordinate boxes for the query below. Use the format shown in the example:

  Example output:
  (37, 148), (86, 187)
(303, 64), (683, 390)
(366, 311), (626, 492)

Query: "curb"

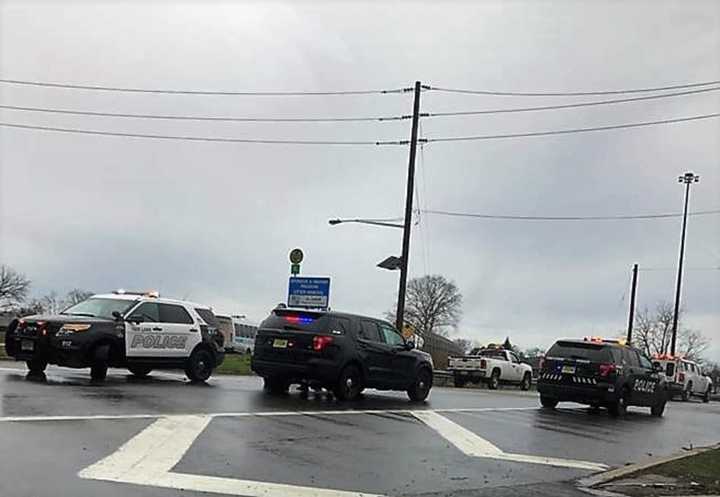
(577, 443), (720, 493)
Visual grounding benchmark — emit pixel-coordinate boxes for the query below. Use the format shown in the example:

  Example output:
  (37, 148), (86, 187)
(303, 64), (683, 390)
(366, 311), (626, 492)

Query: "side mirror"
(112, 311), (123, 321)
(404, 339), (415, 350)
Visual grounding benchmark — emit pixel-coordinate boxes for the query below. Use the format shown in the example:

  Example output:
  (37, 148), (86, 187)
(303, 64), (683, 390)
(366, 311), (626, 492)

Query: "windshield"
(546, 341), (612, 362)
(61, 298), (137, 320)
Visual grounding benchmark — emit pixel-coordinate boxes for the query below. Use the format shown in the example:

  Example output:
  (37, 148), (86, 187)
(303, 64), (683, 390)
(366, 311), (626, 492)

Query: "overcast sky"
(1, 0), (718, 359)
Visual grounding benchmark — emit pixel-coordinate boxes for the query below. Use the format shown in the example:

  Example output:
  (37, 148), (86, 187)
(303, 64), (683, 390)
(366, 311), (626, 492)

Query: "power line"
(424, 113), (720, 143)
(427, 80), (720, 97)
(640, 267), (720, 271)
(427, 86), (720, 117)
(423, 208), (720, 221)
(0, 103), (409, 123)
(0, 122), (404, 145)
(0, 78), (409, 96)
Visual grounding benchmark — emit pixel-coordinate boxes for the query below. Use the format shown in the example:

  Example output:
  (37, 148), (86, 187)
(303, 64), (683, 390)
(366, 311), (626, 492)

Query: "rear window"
(546, 341), (613, 362)
(478, 349), (507, 360)
(194, 308), (218, 326)
(260, 310), (333, 333)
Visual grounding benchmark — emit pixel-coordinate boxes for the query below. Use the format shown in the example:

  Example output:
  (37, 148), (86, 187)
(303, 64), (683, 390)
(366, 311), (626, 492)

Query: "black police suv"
(537, 338), (668, 417)
(251, 308), (434, 402)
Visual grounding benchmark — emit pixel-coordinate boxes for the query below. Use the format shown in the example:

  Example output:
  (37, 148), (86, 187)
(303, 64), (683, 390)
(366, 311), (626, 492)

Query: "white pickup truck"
(448, 347), (533, 390)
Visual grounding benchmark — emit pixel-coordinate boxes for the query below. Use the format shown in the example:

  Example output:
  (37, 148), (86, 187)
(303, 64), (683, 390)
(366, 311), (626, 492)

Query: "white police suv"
(4, 290), (224, 382)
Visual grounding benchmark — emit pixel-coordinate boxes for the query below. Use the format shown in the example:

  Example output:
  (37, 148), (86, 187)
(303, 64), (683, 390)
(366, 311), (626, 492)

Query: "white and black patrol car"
(4, 290), (224, 382)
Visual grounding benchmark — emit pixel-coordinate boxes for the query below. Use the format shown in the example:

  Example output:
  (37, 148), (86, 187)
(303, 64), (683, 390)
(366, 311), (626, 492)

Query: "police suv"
(4, 290), (224, 382)
(538, 337), (668, 417)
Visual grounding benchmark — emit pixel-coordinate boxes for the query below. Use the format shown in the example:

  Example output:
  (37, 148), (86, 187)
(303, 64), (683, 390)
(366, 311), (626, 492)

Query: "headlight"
(57, 324), (92, 336)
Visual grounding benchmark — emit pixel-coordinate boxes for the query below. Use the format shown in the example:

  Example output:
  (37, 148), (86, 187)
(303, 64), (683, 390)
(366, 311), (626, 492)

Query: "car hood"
(21, 314), (115, 325)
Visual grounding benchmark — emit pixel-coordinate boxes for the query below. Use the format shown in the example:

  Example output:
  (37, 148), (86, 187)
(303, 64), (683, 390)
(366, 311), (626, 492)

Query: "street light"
(328, 218), (404, 229)
(670, 171), (700, 356)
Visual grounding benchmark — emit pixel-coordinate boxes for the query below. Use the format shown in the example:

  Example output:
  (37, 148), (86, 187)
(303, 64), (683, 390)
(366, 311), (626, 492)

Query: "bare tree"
(65, 289), (94, 306)
(633, 301), (708, 361)
(0, 265), (31, 310)
(387, 274), (463, 337)
(30, 289), (94, 315)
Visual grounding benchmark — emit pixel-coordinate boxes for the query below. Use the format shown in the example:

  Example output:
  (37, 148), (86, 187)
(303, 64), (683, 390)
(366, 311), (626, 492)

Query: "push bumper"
(251, 357), (341, 384)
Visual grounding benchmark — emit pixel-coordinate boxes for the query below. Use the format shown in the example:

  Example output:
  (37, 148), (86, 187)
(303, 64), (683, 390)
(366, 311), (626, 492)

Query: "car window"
(127, 302), (159, 322)
(478, 349), (508, 360)
(623, 348), (640, 368)
(638, 353), (653, 370)
(194, 308), (218, 326)
(359, 320), (382, 342)
(379, 323), (404, 346)
(666, 362), (676, 377)
(510, 352), (520, 364)
(158, 303), (194, 324)
(546, 341), (611, 362)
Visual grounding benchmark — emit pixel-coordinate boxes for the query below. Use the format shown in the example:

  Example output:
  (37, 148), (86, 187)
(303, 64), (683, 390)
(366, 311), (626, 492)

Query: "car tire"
(263, 376), (290, 394)
(540, 396), (558, 409)
(407, 368), (433, 402)
(453, 376), (467, 388)
(185, 349), (214, 382)
(609, 388), (629, 417)
(703, 387), (710, 403)
(90, 345), (109, 382)
(487, 370), (500, 390)
(520, 373), (532, 391)
(26, 358), (47, 374)
(333, 365), (363, 401)
(651, 400), (666, 417)
(128, 365), (152, 378)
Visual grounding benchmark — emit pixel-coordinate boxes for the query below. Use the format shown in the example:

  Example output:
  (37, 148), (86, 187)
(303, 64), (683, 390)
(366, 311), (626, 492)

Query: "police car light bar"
(112, 289), (160, 298)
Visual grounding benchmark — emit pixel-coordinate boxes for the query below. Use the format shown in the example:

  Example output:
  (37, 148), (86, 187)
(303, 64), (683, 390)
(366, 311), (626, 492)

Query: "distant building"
(419, 332), (463, 370)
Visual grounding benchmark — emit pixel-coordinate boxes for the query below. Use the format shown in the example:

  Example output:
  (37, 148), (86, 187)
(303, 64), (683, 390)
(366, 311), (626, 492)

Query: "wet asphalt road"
(0, 363), (718, 497)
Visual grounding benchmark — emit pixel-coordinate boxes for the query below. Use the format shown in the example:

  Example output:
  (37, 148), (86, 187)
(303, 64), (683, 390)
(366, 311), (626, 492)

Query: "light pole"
(670, 171), (699, 356)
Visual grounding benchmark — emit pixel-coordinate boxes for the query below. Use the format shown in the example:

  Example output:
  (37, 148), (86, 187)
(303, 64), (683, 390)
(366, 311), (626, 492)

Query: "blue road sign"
(288, 277), (330, 310)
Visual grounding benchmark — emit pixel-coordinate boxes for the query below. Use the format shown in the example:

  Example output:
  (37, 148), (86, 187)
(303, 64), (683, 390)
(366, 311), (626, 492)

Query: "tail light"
(312, 335), (334, 351)
(679, 372), (685, 382)
(599, 363), (617, 377)
(37, 322), (47, 336)
(17, 320), (27, 331)
(480, 359), (487, 369)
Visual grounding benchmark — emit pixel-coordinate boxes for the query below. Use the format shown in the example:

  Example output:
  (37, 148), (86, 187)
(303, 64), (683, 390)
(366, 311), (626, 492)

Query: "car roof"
(273, 307), (391, 324)
(91, 293), (211, 309)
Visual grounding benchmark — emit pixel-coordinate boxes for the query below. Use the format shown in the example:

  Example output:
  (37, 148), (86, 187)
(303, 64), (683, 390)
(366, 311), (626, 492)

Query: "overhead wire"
(426, 80), (720, 97)
(0, 78), (409, 96)
(416, 119), (430, 276)
(426, 86), (720, 117)
(423, 113), (720, 143)
(422, 208), (720, 221)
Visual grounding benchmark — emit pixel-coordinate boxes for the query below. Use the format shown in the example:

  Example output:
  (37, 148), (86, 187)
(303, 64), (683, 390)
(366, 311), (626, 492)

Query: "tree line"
(0, 265), (92, 315)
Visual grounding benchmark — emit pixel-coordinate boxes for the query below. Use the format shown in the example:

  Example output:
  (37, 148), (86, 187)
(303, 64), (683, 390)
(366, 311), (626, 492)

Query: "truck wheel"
(520, 373), (532, 391)
(703, 386), (710, 403)
(333, 365), (363, 401)
(263, 376), (290, 394)
(407, 368), (432, 402)
(185, 349), (214, 382)
(454, 376), (467, 388)
(128, 365), (152, 378)
(26, 358), (47, 374)
(651, 400), (666, 417)
(487, 370), (500, 390)
(90, 345), (109, 382)
(540, 396), (558, 409)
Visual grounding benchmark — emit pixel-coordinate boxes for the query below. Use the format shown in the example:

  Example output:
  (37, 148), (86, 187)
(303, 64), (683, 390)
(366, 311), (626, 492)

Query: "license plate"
(562, 365), (576, 374)
(273, 339), (288, 349)
(21, 340), (34, 352)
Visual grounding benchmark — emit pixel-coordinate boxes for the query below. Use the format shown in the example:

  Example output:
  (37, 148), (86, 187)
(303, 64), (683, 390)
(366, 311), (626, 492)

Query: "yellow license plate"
(562, 365), (576, 374)
(273, 339), (288, 349)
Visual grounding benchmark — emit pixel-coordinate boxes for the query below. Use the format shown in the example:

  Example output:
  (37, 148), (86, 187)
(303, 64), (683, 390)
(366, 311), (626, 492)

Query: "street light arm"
(328, 218), (404, 229)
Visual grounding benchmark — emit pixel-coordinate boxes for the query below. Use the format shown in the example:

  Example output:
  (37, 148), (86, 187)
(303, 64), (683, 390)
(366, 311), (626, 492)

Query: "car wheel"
(453, 376), (467, 388)
(185, 349), (214, 382)
(651, 400), (666, 417)
(333, 365), (363, 401)
(540, 396), (558, 409)
(487, 370), (500, 390)
(90, 345), (109, 382)
(263, 376), (290, 394)
(520, 373), (532, 391)
(703, 386), (710, 403)
(609, 388), (629, 417)
(26, 358), (47, 374)
(128, 365), (152, 378)
(407, 368), (432, 402)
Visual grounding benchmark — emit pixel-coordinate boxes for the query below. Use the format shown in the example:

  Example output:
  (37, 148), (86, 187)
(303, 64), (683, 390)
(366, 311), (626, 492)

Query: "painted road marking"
(0, 406), (544, 423)
(412, 410), (608, 471)
(79, 414), (384, 497)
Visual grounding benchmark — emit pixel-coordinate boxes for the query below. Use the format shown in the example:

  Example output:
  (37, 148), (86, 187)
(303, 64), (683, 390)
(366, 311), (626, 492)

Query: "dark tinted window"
(546, 341), (612, 362)
(622, 348), (640, 367)
(158, 303), (194, 324)
(638, 353), (653, 369)
(128, 302), (159, 322)
(194, 308), (218, 326)
(379, 323), (404, 346)
(666, 362), (676, 377)
(359, 321), (382, 342)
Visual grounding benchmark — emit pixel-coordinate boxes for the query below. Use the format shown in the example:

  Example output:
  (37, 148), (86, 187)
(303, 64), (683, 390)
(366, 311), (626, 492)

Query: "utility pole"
(670, 172), (699, 356)
(626, 263), (638, 344)
(395, 81), (422, 331)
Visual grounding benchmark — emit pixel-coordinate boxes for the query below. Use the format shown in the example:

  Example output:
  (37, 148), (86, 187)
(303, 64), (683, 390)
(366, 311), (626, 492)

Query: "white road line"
(79, 414), (384, 497)
(0, 406), (542, 423)
(411, 411), (608, 472)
